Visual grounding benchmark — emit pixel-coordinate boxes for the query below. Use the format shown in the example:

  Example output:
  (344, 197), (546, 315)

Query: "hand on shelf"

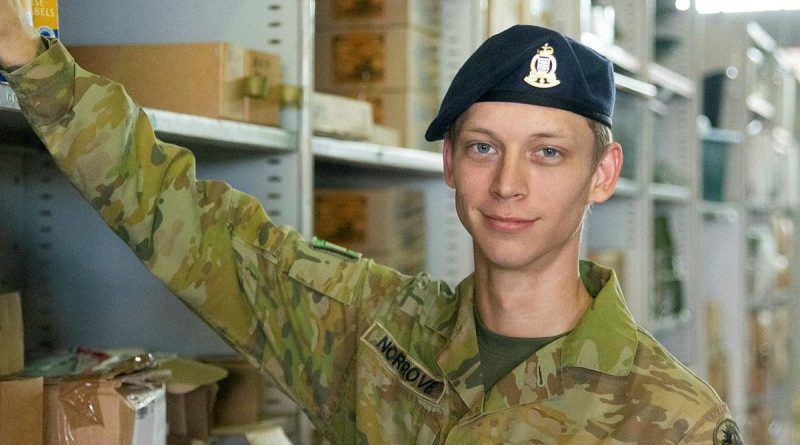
(0, 0), (40, 71)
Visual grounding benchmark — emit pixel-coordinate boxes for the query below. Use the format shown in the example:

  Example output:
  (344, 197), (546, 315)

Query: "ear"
(443, 131), (456, 189)
(588, 142), (622, 204)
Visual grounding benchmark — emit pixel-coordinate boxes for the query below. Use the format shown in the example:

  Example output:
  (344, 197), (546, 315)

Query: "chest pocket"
(287, 240), (366, 305)
(356, 322), (445, 445)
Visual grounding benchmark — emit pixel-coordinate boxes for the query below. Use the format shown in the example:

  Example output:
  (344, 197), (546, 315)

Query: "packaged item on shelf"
(208, 357), (264, 426)
(322, 87), (439, 151)
(652, 215), (684, 319)
(0, 292), (24, 376)
(704, 302), (729, 402)
(316, 0), (440, 35)
(747, 309), (771, 397)
(368, 124), (401, 147)
(42, 354), (168, 445)
(160, 357), (228, 445)
(312, 92), (374, 140)
(68, 43), (282, 127)
(242, 49), (282, 127)
(0, 376), (43, 445)
(30, 0), (59, 38)
(772, 214), (794, 290)
(315, 26), (439, 93)
(314, 188), (426, 275)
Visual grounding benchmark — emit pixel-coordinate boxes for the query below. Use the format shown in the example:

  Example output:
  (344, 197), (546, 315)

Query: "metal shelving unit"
(702, 17), (800, 444)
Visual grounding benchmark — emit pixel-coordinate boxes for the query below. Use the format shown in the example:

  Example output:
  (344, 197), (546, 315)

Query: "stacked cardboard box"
(314, 187), (426, 275)
(68, 43), (282, 127)
(0, 292), (41, 445)
(315, 0), (441, 151)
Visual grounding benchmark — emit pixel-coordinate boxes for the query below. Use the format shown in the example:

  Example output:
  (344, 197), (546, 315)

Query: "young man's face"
(443, 101), (620, 272)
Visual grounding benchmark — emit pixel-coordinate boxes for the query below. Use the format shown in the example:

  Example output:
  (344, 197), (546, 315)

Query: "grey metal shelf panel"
(312, 136), (443, 174)
(580, 32), (640, 73)
(145, 108), (296, 153)
(746, 94), (777, 120)
(615, 73), (657, 98)
(699, 126), (742, 144)
(700, 201), (740, 223)
(650, 183), (693, 203)
(647, 63), (695, 99)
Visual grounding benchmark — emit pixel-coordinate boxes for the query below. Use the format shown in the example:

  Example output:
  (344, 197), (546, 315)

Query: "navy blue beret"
(425, 25), (615, 142)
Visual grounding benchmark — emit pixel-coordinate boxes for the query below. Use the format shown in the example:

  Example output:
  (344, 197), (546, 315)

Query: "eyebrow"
(460, 125), (572, 141)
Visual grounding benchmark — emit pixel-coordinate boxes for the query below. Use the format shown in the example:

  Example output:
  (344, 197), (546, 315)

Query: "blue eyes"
(467, 143), (561, 159)
(475, 143), (493, 154)
(541, 147), (559, 157)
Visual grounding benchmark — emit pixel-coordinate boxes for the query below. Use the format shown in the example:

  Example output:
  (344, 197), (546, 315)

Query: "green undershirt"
(475, 309), (570, 391)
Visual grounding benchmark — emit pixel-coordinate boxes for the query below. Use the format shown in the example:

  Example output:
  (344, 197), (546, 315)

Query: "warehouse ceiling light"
(696, 0), (800, 13)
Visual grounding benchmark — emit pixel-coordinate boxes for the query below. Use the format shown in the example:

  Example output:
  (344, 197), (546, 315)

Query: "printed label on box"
(333, 33), (385, 83)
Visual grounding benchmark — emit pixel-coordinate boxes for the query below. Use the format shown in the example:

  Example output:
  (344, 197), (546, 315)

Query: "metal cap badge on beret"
(425, 25), (615, 142)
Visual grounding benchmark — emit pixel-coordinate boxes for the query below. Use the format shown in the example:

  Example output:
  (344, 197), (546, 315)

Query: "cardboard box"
(199, 357), (263, 426)
(166, 385), (217, 444)
(312, 92), (374, 140)
(160, 357), (228, 445)
(68, 43), (280, 127)
(315, 26), (438, 93)
(315, 188), (426, 274)
(322, 87), (439, 151)
(0, 292), (24, 376)
(316, 0), (440, 34)
(44, 372), (167, 445)
(69, 43), (244, 122)
(0, 376), (43, 445)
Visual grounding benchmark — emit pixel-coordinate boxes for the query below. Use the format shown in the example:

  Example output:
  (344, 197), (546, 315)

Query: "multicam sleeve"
(4, 38), (403, 433)
(679, 403), (744, 445)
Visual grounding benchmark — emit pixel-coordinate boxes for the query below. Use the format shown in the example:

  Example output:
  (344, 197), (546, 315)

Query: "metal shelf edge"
(615, 73), (657, 98)
(650, 183), (693, 202)
(647, 63), (695, 98)
(145, 108), (296, 153)
(580, 33), (641, 73)
(312, 137), (443, 173)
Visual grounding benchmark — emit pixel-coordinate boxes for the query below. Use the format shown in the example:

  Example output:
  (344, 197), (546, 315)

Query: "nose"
(490, 153), (528, 200)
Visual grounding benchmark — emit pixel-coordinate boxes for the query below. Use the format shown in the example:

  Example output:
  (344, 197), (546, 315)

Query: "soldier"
(0, 1), (742, 443)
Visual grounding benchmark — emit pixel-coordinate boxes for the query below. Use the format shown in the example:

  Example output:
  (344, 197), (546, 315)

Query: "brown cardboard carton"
(161, 357), (228, 445)
(242, 49), (282, 127)
(166, 384), (217, 444)
(315, 26), (438, 93)
(0, 376), (43, 445)
(44, 371), (167, 445)
(68, 43), (246, 122)
(316, 0), (440, 34)
(200, 357), (263, 426)
(315, 188), (426, 274)
(0, 292), (23, 376)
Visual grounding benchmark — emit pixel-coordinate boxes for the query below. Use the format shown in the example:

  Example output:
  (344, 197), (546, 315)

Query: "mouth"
(483, 214), (538, 233)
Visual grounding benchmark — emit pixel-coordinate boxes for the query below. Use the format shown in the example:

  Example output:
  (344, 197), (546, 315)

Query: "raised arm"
(0, 1), (413, 436)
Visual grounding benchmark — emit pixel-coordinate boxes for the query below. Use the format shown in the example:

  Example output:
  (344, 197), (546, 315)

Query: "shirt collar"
(560, 261), (638, 376)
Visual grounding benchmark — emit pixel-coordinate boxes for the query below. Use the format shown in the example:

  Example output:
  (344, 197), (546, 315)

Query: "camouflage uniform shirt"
(5, 39), (737, 444)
